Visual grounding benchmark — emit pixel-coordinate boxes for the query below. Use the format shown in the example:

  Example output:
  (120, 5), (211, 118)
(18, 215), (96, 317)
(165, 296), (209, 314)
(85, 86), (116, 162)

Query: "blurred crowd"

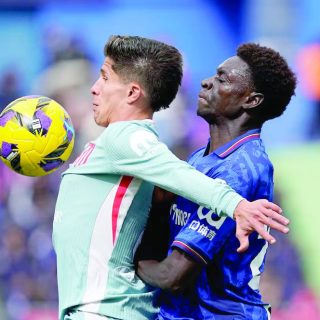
(0, 30), (320, 320)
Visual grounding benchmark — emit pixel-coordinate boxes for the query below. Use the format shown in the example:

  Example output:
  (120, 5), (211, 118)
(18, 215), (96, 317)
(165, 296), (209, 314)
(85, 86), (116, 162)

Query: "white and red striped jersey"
(53, 120), (243, 320)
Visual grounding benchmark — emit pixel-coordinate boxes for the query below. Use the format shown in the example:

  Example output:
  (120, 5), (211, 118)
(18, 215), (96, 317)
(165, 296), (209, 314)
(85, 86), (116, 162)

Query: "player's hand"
(233, 199), (290, 253)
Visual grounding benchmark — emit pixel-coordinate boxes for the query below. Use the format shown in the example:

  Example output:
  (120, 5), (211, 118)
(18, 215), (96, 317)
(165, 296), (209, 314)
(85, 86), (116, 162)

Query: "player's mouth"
(198, 90), (207, 98)
(198, 94), (207, 102)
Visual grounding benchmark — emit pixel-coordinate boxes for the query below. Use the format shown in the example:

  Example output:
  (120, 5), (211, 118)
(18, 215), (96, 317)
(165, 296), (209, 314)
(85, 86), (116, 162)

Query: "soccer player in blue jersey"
(137, 43), (297, 319)
(53, 36), (290, 320)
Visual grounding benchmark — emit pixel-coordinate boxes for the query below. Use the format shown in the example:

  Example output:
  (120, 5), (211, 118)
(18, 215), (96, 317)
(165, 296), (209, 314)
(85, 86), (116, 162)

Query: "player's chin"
(93, 115), (103, 127)
(196, 104), (207, 117)
(93, 114), (99, 124)
(94, 116), (109, 128)
(197, 99), (208, 113)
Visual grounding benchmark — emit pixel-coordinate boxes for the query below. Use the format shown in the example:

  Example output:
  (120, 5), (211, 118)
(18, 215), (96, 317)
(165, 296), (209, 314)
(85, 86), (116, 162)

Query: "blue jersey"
(159, 129), (273, 320)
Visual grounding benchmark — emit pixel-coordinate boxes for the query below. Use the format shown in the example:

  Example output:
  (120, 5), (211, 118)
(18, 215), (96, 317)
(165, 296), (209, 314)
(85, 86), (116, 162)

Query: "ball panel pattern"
(0, 96), (75, 176)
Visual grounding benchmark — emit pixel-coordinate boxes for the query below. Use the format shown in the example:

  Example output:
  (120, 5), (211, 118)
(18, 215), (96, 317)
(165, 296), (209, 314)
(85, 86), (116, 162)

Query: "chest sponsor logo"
(197, 206), (227, 229)
(170, 204), (227, 228)
(170, 203), (191, 226)
(73, 142), (95, 166)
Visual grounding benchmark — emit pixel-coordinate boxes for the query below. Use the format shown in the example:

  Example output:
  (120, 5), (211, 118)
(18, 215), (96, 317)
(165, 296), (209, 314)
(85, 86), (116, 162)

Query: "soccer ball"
(0, 95), (75, 176)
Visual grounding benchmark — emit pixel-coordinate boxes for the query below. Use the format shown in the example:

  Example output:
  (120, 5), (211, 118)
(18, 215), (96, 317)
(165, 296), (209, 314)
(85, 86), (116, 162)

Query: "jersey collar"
(212, 129), (261, 158)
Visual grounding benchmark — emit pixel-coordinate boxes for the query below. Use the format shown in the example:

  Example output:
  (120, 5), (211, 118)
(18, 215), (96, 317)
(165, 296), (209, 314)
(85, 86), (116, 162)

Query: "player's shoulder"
(218, 140), (273, 192)
(217, 141), (268, 170)
(187, 145), (207, 162)
(101, 120), (158, 142)
(236, 139), (272, 166)
(100, 119), (163, 159)
(107, 119), (156, 132)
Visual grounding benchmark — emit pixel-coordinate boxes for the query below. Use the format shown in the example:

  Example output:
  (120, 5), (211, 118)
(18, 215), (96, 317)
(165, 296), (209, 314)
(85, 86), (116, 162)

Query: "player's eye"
(215, 75), (225, 83)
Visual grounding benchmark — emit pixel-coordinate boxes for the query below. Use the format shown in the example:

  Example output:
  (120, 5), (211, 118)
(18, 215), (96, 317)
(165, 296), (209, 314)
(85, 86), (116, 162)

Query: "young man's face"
(197, 56), (252, 123)
(90, 57), (129, 127)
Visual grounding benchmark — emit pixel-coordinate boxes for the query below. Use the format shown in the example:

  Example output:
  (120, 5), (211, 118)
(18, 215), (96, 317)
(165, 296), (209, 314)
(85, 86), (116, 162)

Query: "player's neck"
(208, 123), (248, 153)
(109, 105), (153, 124)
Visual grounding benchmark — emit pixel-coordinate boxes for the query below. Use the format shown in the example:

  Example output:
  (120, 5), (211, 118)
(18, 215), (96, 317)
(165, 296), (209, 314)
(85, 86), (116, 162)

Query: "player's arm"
(134, 187), (174, 262)
(137, 248), (201, 293)
(106, 124), (289, 250)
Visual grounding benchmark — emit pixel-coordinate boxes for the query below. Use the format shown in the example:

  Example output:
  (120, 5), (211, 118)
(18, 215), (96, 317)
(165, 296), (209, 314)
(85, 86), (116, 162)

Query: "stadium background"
(0, 0), (320, 319)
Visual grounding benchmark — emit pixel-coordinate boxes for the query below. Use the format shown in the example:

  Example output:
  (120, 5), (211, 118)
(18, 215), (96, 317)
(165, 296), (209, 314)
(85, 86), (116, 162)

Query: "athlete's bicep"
(161, 248), (202, 292)
(137, 248), (201, 292)
(134, 188), (174, 263)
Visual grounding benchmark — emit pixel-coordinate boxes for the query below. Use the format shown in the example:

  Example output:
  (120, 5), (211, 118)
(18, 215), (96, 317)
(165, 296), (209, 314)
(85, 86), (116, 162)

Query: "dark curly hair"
(237, 43), (297, 124)
(104, 35), (183, 112)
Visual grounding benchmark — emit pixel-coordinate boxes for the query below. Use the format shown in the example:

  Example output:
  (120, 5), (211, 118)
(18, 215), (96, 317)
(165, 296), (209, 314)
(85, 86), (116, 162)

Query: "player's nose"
(91, 79), (100, 95)
(201, 78), (213, 90)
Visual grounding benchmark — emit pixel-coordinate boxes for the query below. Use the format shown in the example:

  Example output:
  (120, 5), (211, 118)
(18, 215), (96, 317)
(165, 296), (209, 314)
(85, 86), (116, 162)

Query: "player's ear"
(242, 92), (264, 110)
(127, 82), (142, 104)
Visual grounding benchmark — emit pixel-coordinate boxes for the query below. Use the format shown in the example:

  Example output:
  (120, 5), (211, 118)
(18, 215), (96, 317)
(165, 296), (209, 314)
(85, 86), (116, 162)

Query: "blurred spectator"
(0, 70), (22, 112)
(296, 41), (320, 139)
(153, 81), (193, 160)
(260, 189), (320, 319)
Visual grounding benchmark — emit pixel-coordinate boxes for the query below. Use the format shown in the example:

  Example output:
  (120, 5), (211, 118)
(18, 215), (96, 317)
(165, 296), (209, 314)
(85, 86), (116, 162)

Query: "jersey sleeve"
(103, 122), (243, 218)
(171, 158), (259, 265)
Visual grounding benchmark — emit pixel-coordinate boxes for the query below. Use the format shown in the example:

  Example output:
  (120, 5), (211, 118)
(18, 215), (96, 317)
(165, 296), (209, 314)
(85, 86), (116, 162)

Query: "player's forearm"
(137, 260), (176, 290)
(137, 250), (201, 292)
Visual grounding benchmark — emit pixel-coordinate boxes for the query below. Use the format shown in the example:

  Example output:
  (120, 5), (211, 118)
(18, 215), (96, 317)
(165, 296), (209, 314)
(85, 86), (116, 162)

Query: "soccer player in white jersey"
(53, 35), (289, 320)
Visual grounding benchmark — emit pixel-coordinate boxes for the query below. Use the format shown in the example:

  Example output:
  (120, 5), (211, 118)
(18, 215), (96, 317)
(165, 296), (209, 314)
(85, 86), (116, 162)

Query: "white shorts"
(64, 311), (119, 320)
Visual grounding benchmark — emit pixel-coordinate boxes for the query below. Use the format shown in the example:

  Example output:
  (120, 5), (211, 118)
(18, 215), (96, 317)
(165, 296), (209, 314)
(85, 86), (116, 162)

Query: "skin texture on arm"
(138, 249), (202, 293)
(134, 187), (174, 263)
(136, 187), (201, 292)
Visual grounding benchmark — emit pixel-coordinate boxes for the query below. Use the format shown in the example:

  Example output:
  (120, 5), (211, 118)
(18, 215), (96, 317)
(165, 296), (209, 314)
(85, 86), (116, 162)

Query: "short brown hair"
(104, 35), (183, 112)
